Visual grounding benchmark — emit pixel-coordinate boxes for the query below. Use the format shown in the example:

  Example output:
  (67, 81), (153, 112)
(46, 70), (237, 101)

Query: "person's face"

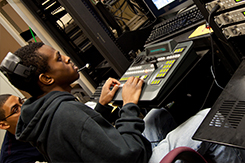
(2, 95), (23, 129)
(38, 45), (79, 86)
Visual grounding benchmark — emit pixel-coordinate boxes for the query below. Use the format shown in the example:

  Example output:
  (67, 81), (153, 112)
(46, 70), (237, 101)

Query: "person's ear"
(39, 73), (54, 85)
(0, 121), (10, 130)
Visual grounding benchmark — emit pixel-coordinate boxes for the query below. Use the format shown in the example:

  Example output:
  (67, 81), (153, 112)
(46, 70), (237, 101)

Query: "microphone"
(77, 63), (91, 72)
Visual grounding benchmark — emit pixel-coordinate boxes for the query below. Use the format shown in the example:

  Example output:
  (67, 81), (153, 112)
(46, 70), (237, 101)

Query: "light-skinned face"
(0, 95), (23, 134)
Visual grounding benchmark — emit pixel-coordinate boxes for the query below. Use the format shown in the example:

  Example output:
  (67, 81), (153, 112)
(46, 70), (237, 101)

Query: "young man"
(3, 42), (244, 163)
(0, 94), (45, 163)
(0, 42), (152, 162)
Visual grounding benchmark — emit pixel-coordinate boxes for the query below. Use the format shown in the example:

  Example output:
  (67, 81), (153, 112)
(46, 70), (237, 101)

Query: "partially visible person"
(146, 107), (245, 163)
(0, 94), (45, 163)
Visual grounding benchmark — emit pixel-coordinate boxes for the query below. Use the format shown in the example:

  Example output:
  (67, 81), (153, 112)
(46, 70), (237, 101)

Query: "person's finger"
(110, 84), (120, 95)
(137, 78), (144, 87)
(132, 76), (140, 85)
(126, 76), (135, 85)
(110, 78), (121, 86)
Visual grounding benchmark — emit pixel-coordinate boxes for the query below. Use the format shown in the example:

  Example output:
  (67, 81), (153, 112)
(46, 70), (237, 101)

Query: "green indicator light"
(236, 0), (245, 2)
(150, 48), (166, 53)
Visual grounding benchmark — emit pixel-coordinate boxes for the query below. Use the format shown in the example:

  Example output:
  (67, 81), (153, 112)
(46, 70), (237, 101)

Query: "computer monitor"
(143, 0), (194, 18)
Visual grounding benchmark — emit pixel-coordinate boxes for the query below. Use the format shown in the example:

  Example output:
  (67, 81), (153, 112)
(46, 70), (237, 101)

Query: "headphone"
(0, 52), (36, 78)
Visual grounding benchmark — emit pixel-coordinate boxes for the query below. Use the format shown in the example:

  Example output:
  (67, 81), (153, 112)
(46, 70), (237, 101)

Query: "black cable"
(199, 80), (215, 111)
(207, 4), (220, 29)
(207, 4), (223, 90)
(196, 4), (223, 110)
(207, 4), (220, 71)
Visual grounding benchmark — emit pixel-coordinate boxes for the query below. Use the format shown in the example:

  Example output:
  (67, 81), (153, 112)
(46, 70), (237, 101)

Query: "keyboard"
(145, 6), (205, 47)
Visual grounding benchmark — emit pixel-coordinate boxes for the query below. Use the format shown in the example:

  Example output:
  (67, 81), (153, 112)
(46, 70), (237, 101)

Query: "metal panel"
(58, 0), (131, 76)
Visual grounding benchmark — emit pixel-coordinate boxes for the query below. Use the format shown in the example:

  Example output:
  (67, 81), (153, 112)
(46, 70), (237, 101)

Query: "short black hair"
(1, 42), (50, 97)
(0, 94), (11, 121)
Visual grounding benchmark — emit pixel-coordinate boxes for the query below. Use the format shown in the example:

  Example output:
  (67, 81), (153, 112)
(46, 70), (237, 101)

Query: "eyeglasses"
(0, 98), (26, 121)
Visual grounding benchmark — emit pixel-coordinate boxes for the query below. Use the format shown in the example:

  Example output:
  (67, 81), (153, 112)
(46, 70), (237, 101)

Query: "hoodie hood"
(15, 91), (76, 146)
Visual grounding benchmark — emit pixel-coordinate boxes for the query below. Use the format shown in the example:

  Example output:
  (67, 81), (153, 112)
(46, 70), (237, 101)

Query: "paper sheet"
(188, 24), (213, 38)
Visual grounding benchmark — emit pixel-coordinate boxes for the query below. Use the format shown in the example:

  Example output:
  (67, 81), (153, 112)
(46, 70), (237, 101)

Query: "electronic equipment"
(143, 0), (194, 18)
(0, 52), (36, 78)
(144, 5), (205, 46)
(214, 8), (245, 27)
(112, 39), (199, 107)
(193, 0), (244, 75)
(206, 0), (245, 13)
(222, 22), (245, 39)
(208, 1), (245, 39)
(206, 0), (245, 39)
(193, 59), (245, 149)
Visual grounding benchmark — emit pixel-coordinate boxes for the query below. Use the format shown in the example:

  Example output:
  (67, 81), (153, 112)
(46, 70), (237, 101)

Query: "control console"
(206, 0), (245, 13)
(112, 39), (199, 107)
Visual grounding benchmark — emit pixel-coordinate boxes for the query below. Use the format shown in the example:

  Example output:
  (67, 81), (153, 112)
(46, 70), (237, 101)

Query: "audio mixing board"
(112, 39), (200, 107)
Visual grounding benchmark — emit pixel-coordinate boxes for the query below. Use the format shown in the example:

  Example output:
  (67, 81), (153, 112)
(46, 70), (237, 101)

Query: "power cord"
(199, 4), (222, 110)
(206, 4), (224, 90)
(206, 4), (220, 29)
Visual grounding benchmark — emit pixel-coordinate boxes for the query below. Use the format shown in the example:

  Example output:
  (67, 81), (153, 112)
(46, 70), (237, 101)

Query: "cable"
(196, 3), (223, 110)
(210, 66), (224, 90)
(206, 4), (220, 28)
(29, 27), (37, 42)
(207, 4), (224, 89)
(199, 80), (215, 111)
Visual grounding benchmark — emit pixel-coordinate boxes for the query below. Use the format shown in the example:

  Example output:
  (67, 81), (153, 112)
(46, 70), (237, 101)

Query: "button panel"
(156, 60), (176, 79)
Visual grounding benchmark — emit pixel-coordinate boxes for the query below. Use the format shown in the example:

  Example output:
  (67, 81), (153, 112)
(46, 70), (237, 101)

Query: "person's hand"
(122, 76), (144, 106)
(99, 78), (121, 105)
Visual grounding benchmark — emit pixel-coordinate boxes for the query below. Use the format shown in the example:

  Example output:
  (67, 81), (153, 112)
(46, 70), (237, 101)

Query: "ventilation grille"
(209, 100), (245, 129)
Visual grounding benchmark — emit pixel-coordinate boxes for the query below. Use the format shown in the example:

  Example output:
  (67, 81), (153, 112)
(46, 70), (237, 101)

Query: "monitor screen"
(143, 0), (194, 18)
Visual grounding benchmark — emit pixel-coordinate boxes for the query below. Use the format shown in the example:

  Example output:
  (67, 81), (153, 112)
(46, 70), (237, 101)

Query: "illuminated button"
(174, 49), (179, 53)
(141, 75), (148, 80)
(156, 72), (166, 78)
(128, 66), (142, 71)
(174, 48), (181, 53)
(157, 57), (166, 61)
(125, 68), (154, 75)
(119, 77), (129, 81)
(151, 80), (161, 85)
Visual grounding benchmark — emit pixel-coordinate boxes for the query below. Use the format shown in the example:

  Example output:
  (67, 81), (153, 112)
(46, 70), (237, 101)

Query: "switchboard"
(112, 39), (199, 107)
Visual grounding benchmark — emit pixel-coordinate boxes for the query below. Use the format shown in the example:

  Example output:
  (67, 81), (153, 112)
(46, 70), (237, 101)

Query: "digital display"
(146, 44), (170, 55)
(235, 0), (245, 3)
(153, 0), (175, 10)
